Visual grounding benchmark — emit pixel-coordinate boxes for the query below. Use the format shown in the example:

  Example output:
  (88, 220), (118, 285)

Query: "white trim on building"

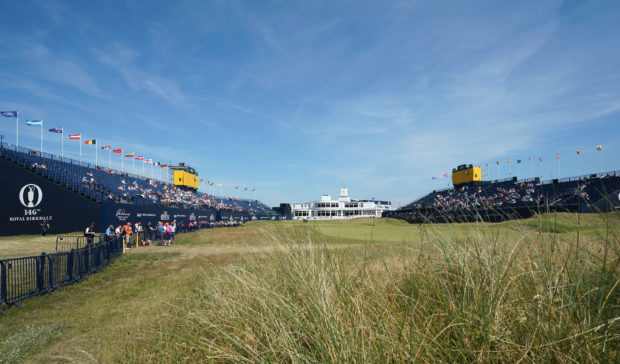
(291, 188), (392, 220)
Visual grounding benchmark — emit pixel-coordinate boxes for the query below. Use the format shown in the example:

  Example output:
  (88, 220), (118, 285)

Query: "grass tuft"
(0, 324), (65, 363)
(150, 219), (619, 363)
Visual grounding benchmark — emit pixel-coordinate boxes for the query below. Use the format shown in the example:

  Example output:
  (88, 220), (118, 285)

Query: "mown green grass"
(0, 214), (618, 363)
(0, 232), (82, 260)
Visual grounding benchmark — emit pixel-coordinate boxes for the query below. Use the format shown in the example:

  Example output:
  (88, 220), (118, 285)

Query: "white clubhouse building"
(291, 188), (392, 220)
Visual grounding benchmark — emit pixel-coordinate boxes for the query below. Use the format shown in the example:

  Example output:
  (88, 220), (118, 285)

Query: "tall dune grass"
(144, 215), (619, 363)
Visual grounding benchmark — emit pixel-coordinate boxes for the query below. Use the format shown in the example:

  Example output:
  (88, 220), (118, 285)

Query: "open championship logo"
(19, 184), (43, 208)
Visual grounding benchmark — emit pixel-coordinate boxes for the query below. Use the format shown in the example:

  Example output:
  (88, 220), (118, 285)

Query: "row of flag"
(63, 133), (167, 165)
(1, 111), (170, 168)
(432, 146), (605, 181)
(198, 179), (255, 191)
(495, 146), (603, 165)
(2, 110), (254, 192)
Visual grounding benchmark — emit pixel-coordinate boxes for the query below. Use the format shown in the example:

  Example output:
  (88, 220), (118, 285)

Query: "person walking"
(105, 225), (115, 241)
(163, 222), (171, 246)
(40, 219), (50, 236)
(146, 222), (155, 245)
(157, 222), (165, 246)
(124, 222), (133, 249)
(84, 222), (96, 246)
(170, 221), (176, 245)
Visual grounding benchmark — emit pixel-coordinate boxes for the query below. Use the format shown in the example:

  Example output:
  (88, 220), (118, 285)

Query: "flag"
(26, 120), (42, 126)
(507, 158), (511, 163)
(113, 148), (123, 153)
(432, 176), (437, 180)
(443, 173), (449, 177)
(1, 111), (17, 117)
(539, 157), (543, 162)
(244, 187), (248, 191)
(556, 154), (560, 159)
(251, 188), (255, 192)
(135, 156), (144, 160)
(160, 165), (168, 168)
(49, 127), (63, 133)
(145, 159), (152, 163)
(576, 149), (580, 155)
(124, 152), (134, 157)
(496, 161), (500, 165)
(596, 145), (602, 151)
(69, 134), (81, 140)
(153, 162), (157, 166)
(84, 139), (97, 145)
(517, 159), (522, 164)
(101, 145), (111, 150)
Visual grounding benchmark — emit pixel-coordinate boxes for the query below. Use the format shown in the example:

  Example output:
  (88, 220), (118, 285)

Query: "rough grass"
(0, 214), (618, 363)
(143, 216), (620, 363)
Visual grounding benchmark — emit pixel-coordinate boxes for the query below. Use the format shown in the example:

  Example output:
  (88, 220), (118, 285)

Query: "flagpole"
(79, 137), (82, 163)
(540, 159), (543, 179)
(40, 120), (43, 154)
(516, 163), (519, 179)
(132, 156), (134, 172)
(600, 149), (603, 174)
(95, 142), (98, 166)
(109, 148), (111, 170)
(121, 152), (124, 173)
(16, 112), (19, 149)
(61, 130), (64, 158)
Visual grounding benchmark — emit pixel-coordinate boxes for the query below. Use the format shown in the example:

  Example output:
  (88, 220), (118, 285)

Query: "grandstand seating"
(393, 173), (620, 221)
(0, 142), (277, 216)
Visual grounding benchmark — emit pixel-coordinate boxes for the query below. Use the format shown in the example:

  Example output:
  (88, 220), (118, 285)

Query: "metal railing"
(55, 235), (105, 252)
(0, 221), (250, 315)
(0, 236), (123, 315)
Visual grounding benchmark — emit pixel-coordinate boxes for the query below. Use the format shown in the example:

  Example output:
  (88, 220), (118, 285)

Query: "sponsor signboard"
(0, 158), (101, 235)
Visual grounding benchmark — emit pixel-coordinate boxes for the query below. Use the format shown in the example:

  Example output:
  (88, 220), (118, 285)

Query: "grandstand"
(0, 141), (279, 236)
(386, 165), (620, 223)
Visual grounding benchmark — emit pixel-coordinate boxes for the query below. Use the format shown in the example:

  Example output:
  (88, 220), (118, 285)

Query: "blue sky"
(1, 0), (619, 207)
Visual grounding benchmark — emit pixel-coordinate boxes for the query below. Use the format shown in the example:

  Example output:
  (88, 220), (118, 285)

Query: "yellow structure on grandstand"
(452, 164), (482, 186)
(171, 163), (199, 190)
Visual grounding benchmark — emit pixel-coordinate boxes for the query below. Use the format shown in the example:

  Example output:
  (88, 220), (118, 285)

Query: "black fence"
(0, 222), (249, 314)
(0, 236), (123, 315)
(55, 235), (107, 252)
